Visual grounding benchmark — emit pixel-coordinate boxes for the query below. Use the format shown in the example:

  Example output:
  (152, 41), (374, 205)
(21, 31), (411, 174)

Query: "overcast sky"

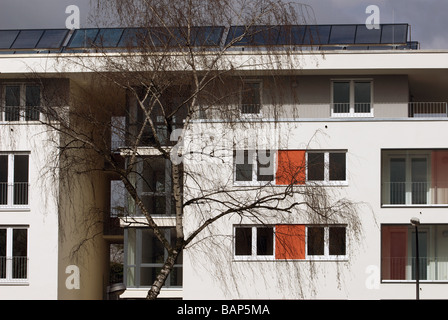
(0, 0), (446, 49)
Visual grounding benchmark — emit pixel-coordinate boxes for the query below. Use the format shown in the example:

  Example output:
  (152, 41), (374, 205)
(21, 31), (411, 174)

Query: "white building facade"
(1, 24), (448, 299)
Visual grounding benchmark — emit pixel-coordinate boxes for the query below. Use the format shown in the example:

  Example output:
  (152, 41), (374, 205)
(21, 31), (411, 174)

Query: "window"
(125, 228), (182, 288)
(133, 157), (180, 216)
(234, 150), (274, 184)
(0, 153), (29, 208)
(234, 224), (347, 260)
(2, 84), (41, 122)
(381, 149), (448, 206)
(0, 227), (28, 283)
(234, 226), (274, 258)
(240, 81), (262, 115)
(332, 80), (372, 117)
(306, 226), (346, 259)
(306, 151), (347, 183)
(381, 224), (448, 281)
(234, 150), (347, 185)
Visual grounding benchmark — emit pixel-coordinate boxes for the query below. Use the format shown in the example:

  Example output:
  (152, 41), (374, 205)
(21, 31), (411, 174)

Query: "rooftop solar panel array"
(0, 24), (415, 54)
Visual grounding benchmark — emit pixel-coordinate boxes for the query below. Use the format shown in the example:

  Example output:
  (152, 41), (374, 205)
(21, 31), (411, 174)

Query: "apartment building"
(1, 23), (448, 300)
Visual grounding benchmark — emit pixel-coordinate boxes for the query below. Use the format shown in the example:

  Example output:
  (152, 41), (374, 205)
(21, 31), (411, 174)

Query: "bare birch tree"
(35, 0), (363, 299)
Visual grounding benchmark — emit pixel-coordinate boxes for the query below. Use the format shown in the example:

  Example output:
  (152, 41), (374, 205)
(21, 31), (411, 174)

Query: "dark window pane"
(329, 25), (356, 44)
(256, 227), (273, 255)
(14, 155), (29, 205)
(11, 30), (43, 49)
(0, 30), (19, 49)
(241, 82), (261, 114)
(36, 29), (68, 49)
(141, 229), (165, 263)
(307, 153), (324, 181)
(333, 82), (350, 113)
(235, 227), (252, 255)
(235, 150), (253, 181)
(411, 158), (428, 205)
(12, 229), (27, 279)
(329, 153), (346, 181)
(354, 82), (371, 113)
(307, 227), (324, 255)
(5, 85), (20, 106)
(5, 86), (20, 121)
(0, 156), (8, 205)
(390, 158), (406, 204)
(26, 86), (41, 121)
(0, 229), (6, 278)
(257, 150), (274, 181)
(329, 227), (346, 255)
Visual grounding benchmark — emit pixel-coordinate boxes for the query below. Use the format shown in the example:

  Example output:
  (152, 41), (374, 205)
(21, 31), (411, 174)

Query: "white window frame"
(233, 225), (275, 261)
(305, 225), (348, 261)
(331, 79), (373, 118)
(240, 79), (263, 117)
(1, 83), (42, 122)
(233, 150), (275, 186)
(0, 226), (29, 284)
(306, 150), (348, 186)
(381, 150), (432, 206)
(0, 153), (30, 211)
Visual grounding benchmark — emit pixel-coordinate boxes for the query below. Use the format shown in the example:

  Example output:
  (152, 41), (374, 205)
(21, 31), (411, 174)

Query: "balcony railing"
(409, 102), (448, 118)
(382, 181), (448, 205)
(0, 182), (29, 207)
(1, 106), (41, 122)
(294, 102), (448, 119)
(241, 104), (261, 115)
(0, 256), (28, 280)
(382, 256), (448, 281)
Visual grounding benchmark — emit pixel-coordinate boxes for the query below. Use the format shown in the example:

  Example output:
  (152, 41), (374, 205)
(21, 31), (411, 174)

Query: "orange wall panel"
(275, 224), (306, 260)
(276, 150), (306, 185)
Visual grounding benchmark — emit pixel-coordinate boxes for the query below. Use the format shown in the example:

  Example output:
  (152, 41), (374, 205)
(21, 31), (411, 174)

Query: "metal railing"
(241, 104), (261, 114)
(382, 181), (448, 205)
(409, 102), (448, 118)
(0, 256), (28, 280)
(382, 256), (448, 281)
(1, 106), (41, 122)
(0, 182), (29, 206)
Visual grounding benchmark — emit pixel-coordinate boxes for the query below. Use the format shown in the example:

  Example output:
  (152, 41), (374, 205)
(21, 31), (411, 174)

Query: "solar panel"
(381, 24), (408, 44)
(36, 29), (69, 49)
(0, 24), (415, 53)
(67, 29), (99, 48)
(11, 30), (44, 49)
(118, 28), (147, 47)
(94, 28), (124, 47)
(278, 25), (306, 45)
(329, 25), (356, 44)
(355, 25), (381, 44)
(302, 25), (331, 45)
(0, 30), (19, 49)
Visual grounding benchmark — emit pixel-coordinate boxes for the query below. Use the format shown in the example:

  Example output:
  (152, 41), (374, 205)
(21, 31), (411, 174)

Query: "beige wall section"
(57, 77), (124, 300)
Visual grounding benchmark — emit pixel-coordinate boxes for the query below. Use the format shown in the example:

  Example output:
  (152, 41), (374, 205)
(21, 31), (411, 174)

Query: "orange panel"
(276, 150), (306, 185)
(275, 225), (306, 260)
